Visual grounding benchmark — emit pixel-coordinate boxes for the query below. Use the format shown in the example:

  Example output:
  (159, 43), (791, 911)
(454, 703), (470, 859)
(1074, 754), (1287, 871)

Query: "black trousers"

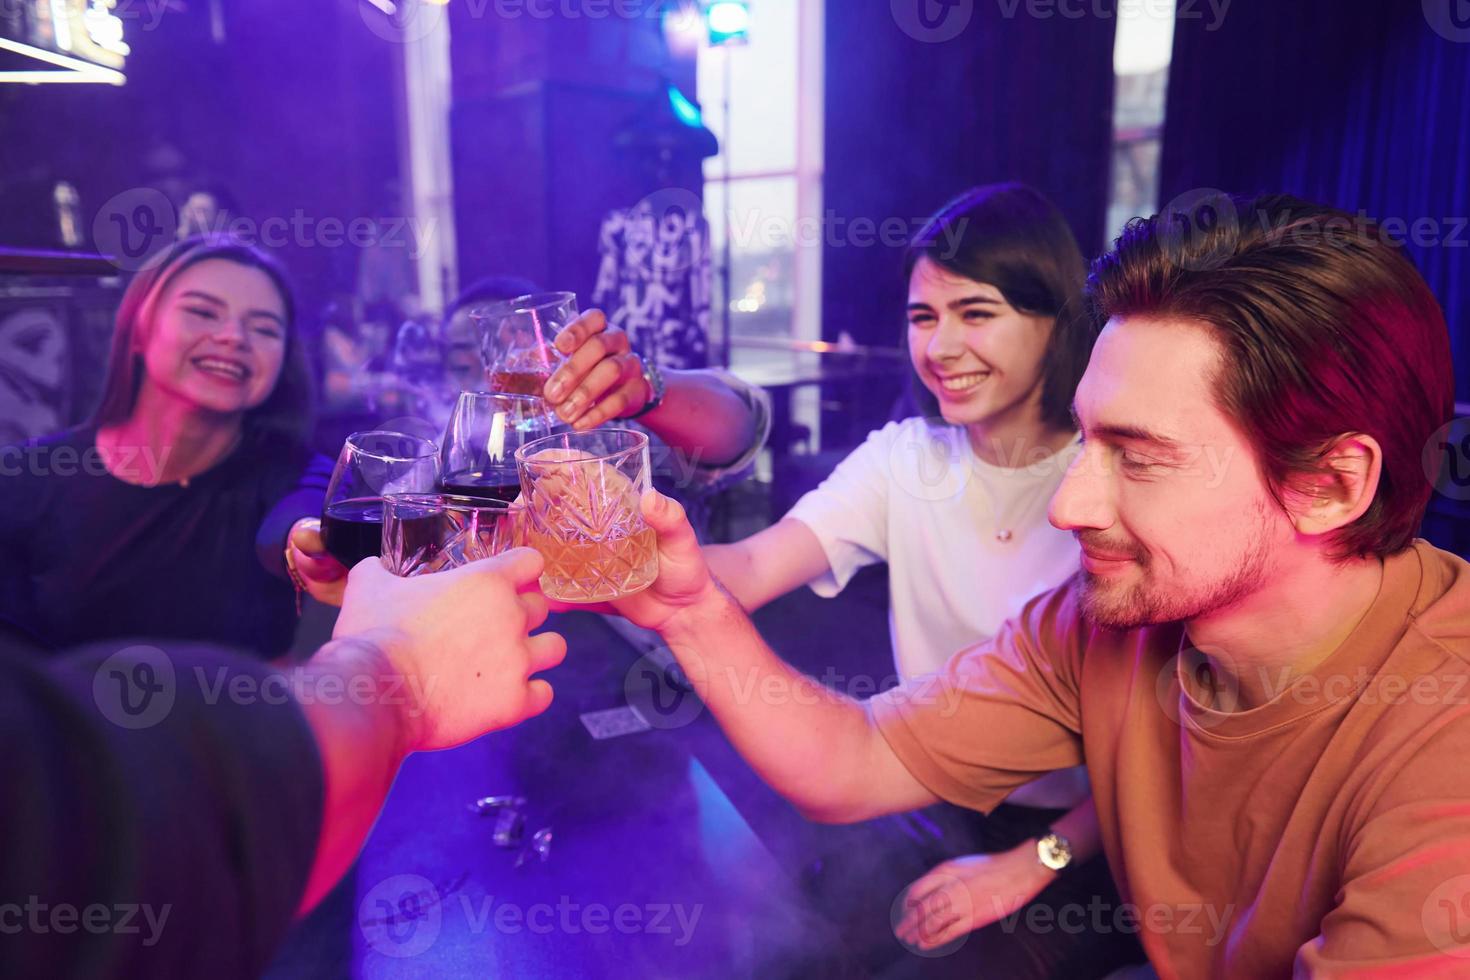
(796, 802), (1147, 979)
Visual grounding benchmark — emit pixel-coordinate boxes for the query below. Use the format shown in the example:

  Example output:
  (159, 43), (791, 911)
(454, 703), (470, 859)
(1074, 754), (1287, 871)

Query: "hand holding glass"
(474, 291), (578, 396)
(514, 428), (657, 602)
(322, 431), (440, 567)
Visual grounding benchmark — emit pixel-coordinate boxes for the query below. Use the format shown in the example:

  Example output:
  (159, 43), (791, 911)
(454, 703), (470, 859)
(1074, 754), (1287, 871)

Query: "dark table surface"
(267, 570), (998, 979)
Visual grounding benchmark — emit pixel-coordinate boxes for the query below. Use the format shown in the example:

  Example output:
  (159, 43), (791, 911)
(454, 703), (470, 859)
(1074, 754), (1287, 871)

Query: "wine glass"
(322, 430), (440, 568)
(473, 291), (579, 396)
(440, 392), (551, 503)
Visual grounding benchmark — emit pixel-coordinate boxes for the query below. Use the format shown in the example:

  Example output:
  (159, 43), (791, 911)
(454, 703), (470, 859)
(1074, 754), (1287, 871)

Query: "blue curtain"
(823, 1), (1118, 351)
(1159, 2), (1470, 402)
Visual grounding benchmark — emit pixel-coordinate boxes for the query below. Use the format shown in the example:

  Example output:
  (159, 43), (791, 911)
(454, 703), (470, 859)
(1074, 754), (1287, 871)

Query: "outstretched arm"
(610, 491), (939, 823)
(298, 550), (564, 912)
(703, 518), (831, 613)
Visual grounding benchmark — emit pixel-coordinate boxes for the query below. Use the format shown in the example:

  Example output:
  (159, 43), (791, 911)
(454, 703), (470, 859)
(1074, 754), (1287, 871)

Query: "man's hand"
(332, 547), (566, 751)
(543, 309), (650, 430)
(604, 490), (723, 632)
(894, 844), (1057, 951)
(287, 518), (350, 607)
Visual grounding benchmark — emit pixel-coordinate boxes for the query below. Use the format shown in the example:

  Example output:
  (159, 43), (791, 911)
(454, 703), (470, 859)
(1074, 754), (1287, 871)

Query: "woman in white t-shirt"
(706, 184), (1141, 974)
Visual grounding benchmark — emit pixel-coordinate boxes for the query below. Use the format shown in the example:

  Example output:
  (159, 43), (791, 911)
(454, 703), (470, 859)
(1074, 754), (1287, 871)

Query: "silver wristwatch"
(1036, 832), (1073, 872)
(627, 357), (666, 419)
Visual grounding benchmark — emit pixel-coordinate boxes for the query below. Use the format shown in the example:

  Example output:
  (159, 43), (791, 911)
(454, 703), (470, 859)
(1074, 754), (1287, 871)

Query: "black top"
(0, 638), (325, 977)
(0, 427), (331, 657)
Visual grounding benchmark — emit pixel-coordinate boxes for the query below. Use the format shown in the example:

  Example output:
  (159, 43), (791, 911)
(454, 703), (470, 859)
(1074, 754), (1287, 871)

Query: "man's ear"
(1284, 433), (1383, 537)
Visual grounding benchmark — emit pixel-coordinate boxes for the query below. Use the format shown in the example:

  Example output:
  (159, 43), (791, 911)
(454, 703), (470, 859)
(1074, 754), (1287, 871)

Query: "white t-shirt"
(787, 417), (1082, 681)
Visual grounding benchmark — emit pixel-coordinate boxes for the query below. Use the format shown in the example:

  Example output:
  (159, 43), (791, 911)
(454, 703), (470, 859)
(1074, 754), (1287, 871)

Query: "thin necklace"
(177, 429), (243, 488)
(967, 434), (1074, 543)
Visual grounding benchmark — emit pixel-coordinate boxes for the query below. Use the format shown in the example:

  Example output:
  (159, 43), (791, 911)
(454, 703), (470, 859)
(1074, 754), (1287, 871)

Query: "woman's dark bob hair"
(91, 234), (314, 447)
(903, 183), (1092, 431)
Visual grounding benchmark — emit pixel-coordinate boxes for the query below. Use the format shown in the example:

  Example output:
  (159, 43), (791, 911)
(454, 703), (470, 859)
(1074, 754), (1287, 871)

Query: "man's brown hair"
(1087, 193), (1455, 559)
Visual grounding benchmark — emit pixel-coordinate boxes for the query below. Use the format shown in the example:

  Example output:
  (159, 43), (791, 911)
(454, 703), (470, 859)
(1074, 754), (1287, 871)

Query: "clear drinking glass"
(440, 391), (551, 503)
(473, 291), (578, 397)
(514, 428), (657, 602)
(322, 431), (440, 568)
(380, 493), (521, 577)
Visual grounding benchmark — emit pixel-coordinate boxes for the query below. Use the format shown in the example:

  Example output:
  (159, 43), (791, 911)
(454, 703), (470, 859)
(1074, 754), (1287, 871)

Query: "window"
(1106, 1), (1175, 241)
(697, 0), (824, 388)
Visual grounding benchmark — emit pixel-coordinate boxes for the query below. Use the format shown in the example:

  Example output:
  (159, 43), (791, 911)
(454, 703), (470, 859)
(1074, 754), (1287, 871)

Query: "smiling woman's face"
(905, 255), (1055, 430)
(137, 258), (288, 416)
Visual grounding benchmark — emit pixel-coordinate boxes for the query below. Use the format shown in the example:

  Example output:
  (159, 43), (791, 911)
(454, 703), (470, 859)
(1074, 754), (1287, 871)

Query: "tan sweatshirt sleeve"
(1294, 698), (1470, 976)
(868, 576), (1088, 814)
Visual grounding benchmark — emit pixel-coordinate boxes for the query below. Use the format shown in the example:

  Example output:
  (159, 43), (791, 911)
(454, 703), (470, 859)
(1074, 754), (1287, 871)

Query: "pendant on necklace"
(995, 529), (1013, 543)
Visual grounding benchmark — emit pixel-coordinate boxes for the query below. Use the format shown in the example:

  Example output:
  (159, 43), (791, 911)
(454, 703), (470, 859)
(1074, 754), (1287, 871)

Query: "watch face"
(1038, 834), (1072, 871)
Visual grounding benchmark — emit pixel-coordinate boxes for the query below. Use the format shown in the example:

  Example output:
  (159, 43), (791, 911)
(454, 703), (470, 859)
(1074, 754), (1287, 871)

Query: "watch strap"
(627, 357), (666, 420)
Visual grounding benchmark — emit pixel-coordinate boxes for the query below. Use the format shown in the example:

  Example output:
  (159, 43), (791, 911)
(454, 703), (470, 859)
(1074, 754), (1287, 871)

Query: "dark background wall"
(448, 4), (701, 304)
(821, 0), (1119, 352)
(1160, 1), (1470, 402)
(0, 1), (401, 321)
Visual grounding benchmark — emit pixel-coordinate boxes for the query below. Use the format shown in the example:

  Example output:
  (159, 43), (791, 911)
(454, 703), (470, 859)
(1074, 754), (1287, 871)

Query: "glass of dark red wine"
(440, 392), (550, 503)
(472, 291), (578, 397)
(322, 431), (440, 568)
